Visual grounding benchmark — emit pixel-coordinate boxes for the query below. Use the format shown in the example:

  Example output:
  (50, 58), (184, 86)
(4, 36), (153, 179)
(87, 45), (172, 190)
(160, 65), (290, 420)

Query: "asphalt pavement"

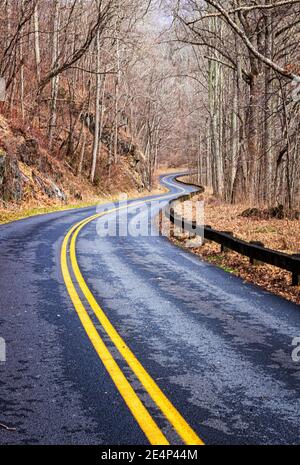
(0, 174), (299, 445)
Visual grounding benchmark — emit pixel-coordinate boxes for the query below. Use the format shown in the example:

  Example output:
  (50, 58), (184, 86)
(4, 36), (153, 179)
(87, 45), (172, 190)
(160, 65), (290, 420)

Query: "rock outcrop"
(0, 146), (23, 202)
(0, 116), (67, 204)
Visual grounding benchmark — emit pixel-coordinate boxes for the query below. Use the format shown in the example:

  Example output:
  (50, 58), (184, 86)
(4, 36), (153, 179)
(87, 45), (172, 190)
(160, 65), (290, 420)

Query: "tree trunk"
(90, 30), (101, 184)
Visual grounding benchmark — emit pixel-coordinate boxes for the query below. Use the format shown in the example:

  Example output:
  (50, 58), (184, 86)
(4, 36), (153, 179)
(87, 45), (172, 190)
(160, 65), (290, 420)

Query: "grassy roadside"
(0, 185), (169, 225)
(0, 200), (100, 224)
(0, 169), (180, 225)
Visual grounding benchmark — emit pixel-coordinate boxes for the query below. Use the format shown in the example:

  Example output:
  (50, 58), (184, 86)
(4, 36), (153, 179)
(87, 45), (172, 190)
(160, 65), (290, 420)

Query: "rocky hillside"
(0, 114), (148, 212)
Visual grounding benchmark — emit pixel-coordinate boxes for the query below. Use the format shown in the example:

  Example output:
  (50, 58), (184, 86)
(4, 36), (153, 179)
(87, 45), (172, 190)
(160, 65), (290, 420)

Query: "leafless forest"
(1, 0), (300, 208)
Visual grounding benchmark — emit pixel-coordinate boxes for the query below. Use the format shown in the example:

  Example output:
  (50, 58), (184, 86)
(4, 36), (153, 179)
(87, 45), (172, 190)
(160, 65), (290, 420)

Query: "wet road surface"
(0, 174), (300, 445)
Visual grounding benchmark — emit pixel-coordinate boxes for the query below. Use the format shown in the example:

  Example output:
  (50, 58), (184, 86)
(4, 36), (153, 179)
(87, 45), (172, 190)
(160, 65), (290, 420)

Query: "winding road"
(0, 173), (300, 445)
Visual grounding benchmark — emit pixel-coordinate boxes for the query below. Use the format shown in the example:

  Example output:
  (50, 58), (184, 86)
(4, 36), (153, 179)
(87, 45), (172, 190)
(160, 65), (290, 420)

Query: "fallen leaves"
(172, 194), (300, 305)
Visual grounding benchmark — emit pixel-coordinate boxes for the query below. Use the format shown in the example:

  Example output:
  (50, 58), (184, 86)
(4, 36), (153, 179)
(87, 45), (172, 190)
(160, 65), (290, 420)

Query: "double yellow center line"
(61, 194), (204, 445)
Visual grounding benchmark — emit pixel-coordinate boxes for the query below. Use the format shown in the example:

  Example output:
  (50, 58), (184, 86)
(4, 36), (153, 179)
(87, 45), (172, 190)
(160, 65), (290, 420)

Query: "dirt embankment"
(0, 114), (157, 223)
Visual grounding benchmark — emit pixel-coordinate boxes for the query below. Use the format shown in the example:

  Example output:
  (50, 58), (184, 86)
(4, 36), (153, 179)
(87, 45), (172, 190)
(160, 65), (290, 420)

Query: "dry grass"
(0, 181), (167, 225)
(0, 199), (99, 224)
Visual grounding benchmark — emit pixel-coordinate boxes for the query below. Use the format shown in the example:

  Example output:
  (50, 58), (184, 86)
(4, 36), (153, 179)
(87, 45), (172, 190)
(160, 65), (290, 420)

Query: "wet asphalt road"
(0, 173), (300, 445)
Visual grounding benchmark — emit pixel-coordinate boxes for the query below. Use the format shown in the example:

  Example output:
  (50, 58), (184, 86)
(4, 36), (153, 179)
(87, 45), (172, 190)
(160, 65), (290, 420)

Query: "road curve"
(0, 173), (300, 445)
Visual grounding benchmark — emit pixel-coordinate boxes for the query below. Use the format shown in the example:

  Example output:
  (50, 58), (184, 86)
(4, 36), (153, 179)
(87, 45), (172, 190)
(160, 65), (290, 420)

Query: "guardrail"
(165, 174), (300, 286)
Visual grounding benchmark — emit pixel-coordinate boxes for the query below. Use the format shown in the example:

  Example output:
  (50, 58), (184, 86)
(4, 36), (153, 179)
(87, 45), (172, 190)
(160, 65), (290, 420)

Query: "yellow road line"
(67, 197), (204, 445)
(61, 223), (169, 445)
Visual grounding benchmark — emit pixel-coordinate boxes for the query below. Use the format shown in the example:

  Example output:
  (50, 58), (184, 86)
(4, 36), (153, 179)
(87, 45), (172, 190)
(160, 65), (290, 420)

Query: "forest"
(1, 1), (300, 450)
(0, 0), (299, 209)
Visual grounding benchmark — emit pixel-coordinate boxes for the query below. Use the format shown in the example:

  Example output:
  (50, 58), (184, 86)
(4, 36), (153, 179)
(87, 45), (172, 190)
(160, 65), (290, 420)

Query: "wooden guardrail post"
(203, 225), (211, 244)
(249, 241), (265, 265)
(181, 216), (185, 235)
(190, 202), (197, 239)
(159, 209), (163, 236)
(292, 254), (300, 286)
(220, 231), (234, 252)
(185, 220), (198, 242)
(170, 207), (175, 238)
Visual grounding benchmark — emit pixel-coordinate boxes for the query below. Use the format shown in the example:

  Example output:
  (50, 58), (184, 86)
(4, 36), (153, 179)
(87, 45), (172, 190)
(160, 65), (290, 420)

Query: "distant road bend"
(0, 174), (300, 445)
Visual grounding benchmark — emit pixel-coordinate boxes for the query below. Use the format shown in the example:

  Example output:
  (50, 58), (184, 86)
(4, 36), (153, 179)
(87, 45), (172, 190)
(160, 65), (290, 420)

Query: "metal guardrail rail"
(165, 174), (300, 286)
